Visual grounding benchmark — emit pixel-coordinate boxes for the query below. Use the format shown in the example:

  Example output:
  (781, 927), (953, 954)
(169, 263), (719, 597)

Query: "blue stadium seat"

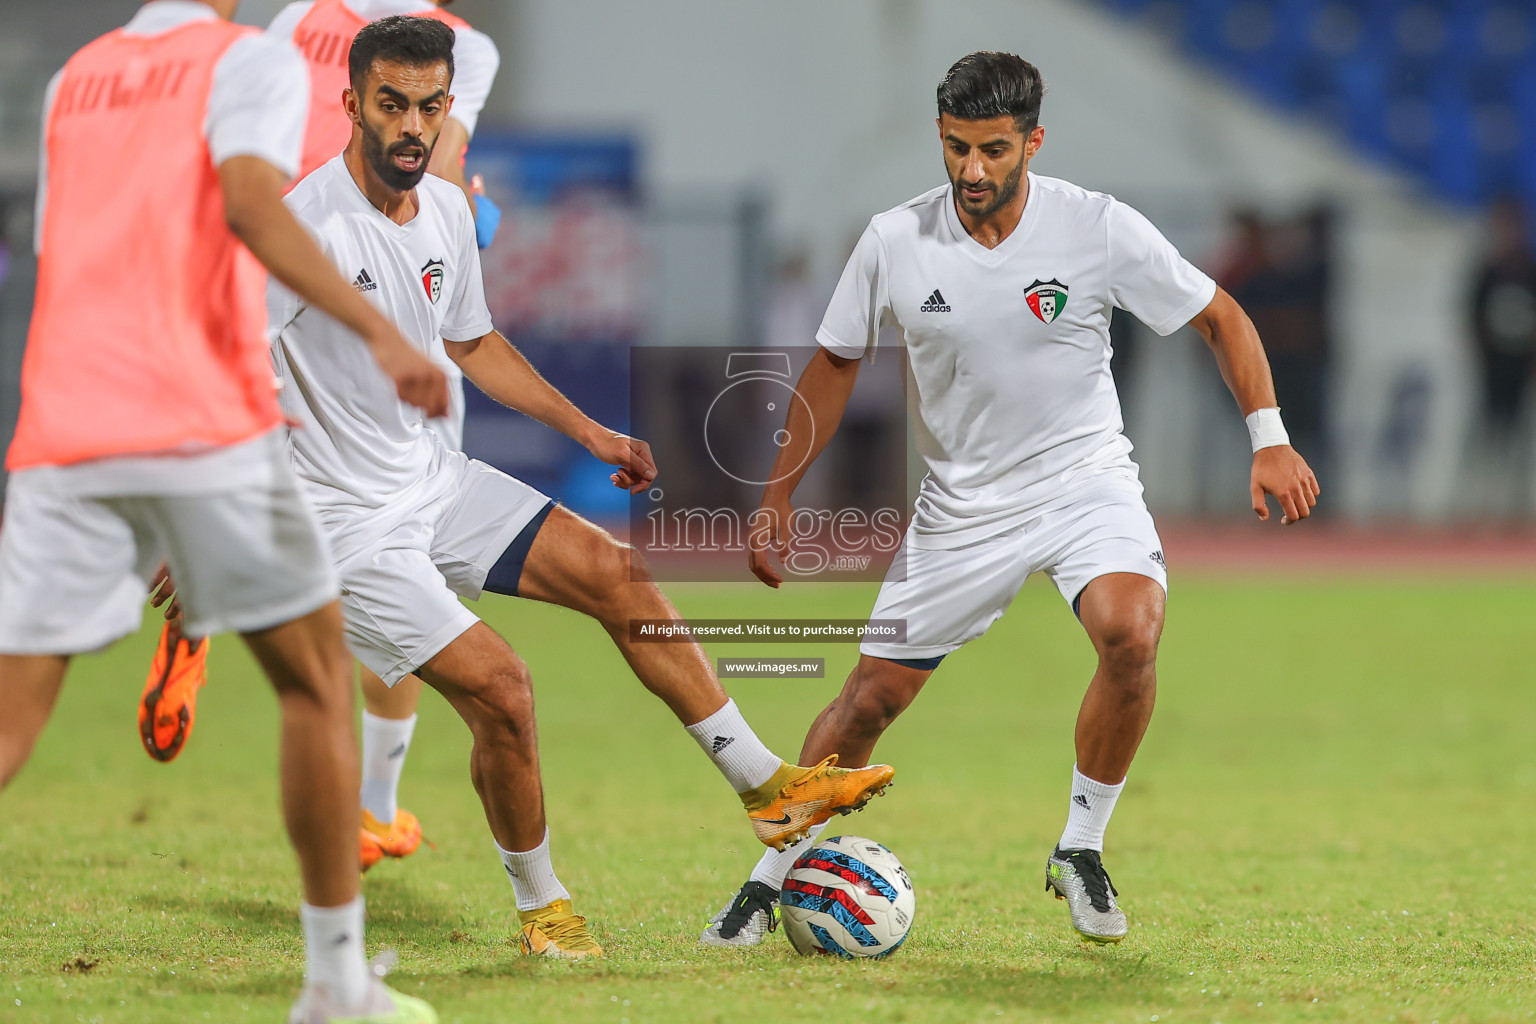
(1098, 0), (1536, 208)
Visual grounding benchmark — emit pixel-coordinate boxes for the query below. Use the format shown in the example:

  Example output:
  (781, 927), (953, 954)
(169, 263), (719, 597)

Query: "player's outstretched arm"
(749, 348), (862, 587)
(218, 156), (449, 419)
(1188, 286), (1320, 525)
(446, 330), (657, 493)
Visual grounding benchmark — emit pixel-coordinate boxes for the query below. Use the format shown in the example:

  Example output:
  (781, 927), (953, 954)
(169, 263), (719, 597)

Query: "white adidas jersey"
(819, 174), (1215, 547)
(270, 156), (493, 561)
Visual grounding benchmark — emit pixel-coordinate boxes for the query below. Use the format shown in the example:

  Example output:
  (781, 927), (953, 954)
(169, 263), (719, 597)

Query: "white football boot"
(698, 880), (779, 947)
(1045, 846), (1128, 943)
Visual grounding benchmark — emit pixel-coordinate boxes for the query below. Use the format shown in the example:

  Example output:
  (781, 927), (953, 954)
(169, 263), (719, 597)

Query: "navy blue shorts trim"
(877, 654), (946, 672)
(484, 500), (556, 597)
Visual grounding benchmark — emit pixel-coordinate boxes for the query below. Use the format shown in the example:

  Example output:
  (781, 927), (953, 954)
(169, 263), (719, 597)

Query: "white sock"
(496, 829), (571, 911)
(683, 699), (783, 792)
(748, 822), (829, 890)
(300, 897), (370, 1009)
(1058, 764), (1125, 852)
(359, 711), (416, 823)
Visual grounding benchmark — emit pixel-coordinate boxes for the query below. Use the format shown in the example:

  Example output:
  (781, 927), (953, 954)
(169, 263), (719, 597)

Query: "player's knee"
(584, 536), (646, 620)
(1096, 617), (1161, 678)
(468, 658), (536, 741)
(273, 646), (355, 714)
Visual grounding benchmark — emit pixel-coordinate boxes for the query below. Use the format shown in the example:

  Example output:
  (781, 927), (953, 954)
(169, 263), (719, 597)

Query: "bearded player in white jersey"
(273, 17), (893, 958)
(136, 1), (501, 813)
(700, 51), (1319, 949)
(272, 0), (505, 871)
(135, 0), (509, 876)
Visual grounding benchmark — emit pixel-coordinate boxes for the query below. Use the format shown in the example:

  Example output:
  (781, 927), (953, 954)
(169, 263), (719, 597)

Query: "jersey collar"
(942, 171), (1040, 263)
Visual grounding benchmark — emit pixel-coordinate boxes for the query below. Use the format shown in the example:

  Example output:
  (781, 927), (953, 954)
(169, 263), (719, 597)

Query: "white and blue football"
(780, 834), (915, 958)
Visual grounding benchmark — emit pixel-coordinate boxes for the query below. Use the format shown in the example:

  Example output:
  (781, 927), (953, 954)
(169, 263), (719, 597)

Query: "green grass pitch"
(3, 576), (1534, 1023)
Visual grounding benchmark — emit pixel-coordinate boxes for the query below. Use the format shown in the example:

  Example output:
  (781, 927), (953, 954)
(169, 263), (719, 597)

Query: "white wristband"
(1245, 407), (1289, 453)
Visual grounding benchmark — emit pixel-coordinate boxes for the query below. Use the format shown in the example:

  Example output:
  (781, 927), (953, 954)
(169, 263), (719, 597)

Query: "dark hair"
(936, 52), (1043, 134)
(348, 15), (456, 91)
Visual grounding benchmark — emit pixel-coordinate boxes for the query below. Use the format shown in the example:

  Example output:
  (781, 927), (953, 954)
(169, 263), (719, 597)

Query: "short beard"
(361, 115), (433, 192)
(953, 156), (1024, 219)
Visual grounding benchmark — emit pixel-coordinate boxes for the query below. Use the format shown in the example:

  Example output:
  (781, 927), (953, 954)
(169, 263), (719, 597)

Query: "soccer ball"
(780, 835), (915, 959)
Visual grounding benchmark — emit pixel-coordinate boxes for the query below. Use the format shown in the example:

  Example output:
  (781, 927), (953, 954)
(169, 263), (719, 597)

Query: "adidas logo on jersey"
(919, 289), (951, 313)
(353, 268), (378, 293)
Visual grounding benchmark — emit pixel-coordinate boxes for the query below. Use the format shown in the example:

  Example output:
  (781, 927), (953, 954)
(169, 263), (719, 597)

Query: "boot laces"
(1067, 849), (1119, 913)
(718, 881), (779, 939)
(792, 755), (842, 786)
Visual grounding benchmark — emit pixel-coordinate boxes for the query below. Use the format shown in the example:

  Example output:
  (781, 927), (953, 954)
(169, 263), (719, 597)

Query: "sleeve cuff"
(815, 325), (867, 360)
(442, 320), (495, 343)
(1147, 275), (1217, 337)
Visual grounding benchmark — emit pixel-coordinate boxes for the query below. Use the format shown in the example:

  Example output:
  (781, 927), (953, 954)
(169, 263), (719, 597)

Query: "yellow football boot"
(517, 899), (603, 959)
(359, 809), (423, 873)
(742, 755), (896, 850)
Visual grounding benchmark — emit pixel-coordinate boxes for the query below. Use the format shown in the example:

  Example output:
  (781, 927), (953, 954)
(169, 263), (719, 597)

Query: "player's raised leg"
(414, 622), (601, 960)
(700, 655), (930, 946)
(1045, 571), (1163, 945)
(357, 667), (425, 871)
(514, 507), (896, 851)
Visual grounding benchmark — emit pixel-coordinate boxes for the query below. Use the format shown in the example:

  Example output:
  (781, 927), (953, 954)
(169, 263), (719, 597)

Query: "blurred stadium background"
(4, 0), (1536, 548)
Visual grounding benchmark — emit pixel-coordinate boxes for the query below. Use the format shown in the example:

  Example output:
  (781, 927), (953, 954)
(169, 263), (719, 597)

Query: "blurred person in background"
(1466, 197), (1536, 521)
(0, 1), (448, 1020)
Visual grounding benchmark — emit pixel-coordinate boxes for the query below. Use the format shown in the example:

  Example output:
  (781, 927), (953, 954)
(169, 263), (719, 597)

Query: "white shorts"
(0, 469), (338, 655)
(860, 487), (1167, 661)
(329, 457), (551, 687)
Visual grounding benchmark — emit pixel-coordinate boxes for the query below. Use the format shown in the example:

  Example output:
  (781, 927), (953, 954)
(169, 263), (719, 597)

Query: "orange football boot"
(742, 755), (896, 850)
(138, 621), (208, 763)
(359, 808), (423, 873)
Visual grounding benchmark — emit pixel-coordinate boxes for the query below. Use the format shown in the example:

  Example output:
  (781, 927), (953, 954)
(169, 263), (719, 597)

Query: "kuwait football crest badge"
(1025, 279), (1068, 324)
(421, 259), (445, 304)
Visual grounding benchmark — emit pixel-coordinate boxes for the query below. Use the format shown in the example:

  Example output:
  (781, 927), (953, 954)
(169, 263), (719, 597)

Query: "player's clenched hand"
(1250, 445), (1319, 525)
(587, 432), (657, 494)
(747, 497), (794, 588)
(368, 332), (450, 418)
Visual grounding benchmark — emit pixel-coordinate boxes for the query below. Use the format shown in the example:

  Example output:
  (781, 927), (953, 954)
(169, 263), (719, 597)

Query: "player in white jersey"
(136, 0), (502, 774)
(274, 17), (894, 958)
(268, 0), (505, 872)
(700, 52), (1319, 948)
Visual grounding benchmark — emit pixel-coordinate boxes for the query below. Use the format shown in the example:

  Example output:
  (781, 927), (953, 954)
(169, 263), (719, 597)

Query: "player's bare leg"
(0, 654), (71, 789)
(417, 624), (545, 851)
(1046, 571), (1165, 945)
(1073, 573), (1163, 783)
(515, 507), (895, 849)
(415, 621), (600, 958)
(356, 665), (425, 870)
(794, 656), (935, 769)
(240, 602), (360, 909)
(238, 600), (409, 1013)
